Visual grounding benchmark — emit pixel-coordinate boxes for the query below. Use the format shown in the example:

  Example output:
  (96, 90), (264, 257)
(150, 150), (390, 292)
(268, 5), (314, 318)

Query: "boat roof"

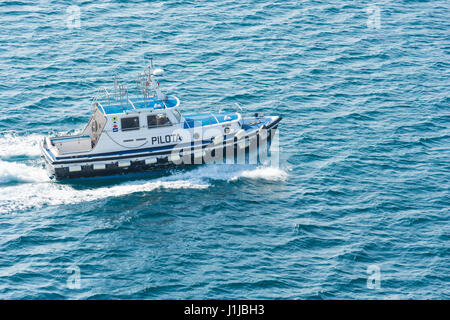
(97, 95), (179, 115)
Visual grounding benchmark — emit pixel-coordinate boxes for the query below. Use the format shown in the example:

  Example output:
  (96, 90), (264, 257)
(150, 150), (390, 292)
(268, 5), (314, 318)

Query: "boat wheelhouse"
(40, 63), (282, 179)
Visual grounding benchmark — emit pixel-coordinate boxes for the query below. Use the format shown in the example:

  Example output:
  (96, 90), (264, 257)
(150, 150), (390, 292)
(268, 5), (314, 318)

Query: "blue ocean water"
(0, 0), (449, 299)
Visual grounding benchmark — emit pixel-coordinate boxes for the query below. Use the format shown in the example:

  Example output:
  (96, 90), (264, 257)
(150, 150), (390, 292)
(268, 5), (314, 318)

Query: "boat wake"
(229, 166), (288, 181)
(0, 160), (49, 184)
(0, 177), (209, 214)
(0, 161), (288, 216)
(0, 133), (44, 158)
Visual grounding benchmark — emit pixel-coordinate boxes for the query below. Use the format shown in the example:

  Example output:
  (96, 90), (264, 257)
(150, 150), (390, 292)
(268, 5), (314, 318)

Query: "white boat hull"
(41, 116), (281, 180)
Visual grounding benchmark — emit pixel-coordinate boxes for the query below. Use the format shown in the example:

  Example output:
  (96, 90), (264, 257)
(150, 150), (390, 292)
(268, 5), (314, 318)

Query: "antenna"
(135, 77), (140, 100)
(114, 75), (118, 101)
(235, 102), (244, 113)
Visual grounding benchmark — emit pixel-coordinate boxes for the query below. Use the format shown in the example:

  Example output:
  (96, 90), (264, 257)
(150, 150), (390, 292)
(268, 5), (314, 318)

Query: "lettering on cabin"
(151, 134), (182, 145)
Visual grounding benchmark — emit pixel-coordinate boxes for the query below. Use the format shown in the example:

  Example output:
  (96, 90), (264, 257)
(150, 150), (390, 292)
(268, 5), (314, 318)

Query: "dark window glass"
(147, 114), (172, 128)
(157, 114), (171, 126)
(121, 117), (140, 131)
(147, 115), (157, 128)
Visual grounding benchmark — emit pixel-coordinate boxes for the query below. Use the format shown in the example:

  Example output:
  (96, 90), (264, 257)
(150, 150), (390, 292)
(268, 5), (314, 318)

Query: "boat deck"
(241, 117), (272, 130)
(183, 113), (239, 128)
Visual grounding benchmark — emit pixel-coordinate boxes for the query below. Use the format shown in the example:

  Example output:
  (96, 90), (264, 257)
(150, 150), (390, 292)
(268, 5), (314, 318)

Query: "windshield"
(172, 108), (182, 123)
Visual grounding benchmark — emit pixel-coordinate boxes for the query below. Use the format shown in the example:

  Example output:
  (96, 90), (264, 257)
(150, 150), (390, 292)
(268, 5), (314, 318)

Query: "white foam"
(0, 133), (44, 158)
(0, 178), (209, 214)
(170, 164), (289, 182)
(0, 160), (49, 184)
(229, 166), (289, 182)
(0, 160), (287, 214)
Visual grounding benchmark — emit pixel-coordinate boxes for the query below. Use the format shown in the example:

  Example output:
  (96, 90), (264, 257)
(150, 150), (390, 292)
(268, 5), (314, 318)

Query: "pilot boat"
(40, 63), (282, 180)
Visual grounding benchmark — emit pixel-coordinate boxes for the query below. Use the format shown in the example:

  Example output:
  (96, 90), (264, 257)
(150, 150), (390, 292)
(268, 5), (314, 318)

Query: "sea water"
(0, 0), (448, 299)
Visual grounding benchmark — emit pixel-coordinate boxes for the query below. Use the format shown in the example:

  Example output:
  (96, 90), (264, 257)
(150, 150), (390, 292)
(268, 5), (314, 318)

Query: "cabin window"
(121, 117), (140, 131)
(92, 120), (98, 133)
(147, 114), (172, 128)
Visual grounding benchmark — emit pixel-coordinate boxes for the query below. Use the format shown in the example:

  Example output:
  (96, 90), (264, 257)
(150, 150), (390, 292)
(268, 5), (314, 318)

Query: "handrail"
(102, 87), (111, 106)
(128, 98), (136, 110)
(96, 101), (106, 114)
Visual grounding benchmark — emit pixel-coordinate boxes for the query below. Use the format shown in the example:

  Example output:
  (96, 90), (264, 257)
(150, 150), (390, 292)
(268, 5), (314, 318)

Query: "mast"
(147, 59), (167, 101)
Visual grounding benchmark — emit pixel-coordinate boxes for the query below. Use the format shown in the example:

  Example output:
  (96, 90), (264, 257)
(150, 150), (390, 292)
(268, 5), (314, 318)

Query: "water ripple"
(0, 0), (448, 299)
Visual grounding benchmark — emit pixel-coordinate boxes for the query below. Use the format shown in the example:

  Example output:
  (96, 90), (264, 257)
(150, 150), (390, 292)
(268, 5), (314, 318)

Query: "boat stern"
(39, 136), (56, 177)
